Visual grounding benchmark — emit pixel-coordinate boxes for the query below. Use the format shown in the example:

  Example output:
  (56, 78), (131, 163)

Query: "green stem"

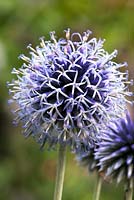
(125, 179), (133, 200)
(93, 175), (102, 200)
(53, 145), (66, 200)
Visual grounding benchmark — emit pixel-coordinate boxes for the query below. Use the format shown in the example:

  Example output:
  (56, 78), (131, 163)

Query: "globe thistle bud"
(95, 112), (134, 183)
(8, 29), (132, 150)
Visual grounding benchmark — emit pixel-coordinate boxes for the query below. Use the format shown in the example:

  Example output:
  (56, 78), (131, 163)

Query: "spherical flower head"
(8, 29), (132, 149)
(95, 112), (134, 183)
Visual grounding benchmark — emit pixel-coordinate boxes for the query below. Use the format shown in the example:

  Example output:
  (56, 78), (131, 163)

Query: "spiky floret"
(95, 113), (134, 183)
(76, 144), (98, 172)
(8, 29), (132, 149)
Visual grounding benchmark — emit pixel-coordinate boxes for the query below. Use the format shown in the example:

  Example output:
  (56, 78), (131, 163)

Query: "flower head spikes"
(8, 29), (132, 150)
(76, 144), (98, 172)
(95, 112), (134, 183)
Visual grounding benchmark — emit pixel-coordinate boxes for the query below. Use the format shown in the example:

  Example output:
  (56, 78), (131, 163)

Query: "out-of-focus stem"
(53, 145), (66, 200)
(93, 175), (102, 200)
(125, 179), (133, 200)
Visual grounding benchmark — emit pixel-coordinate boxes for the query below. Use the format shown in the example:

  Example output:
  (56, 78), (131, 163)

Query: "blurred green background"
(0, 0), (134, 199)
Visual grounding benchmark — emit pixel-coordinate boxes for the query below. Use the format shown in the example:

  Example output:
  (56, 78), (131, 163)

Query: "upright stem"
(124, 179), (133, 200)
(54, 145), (66, 200)
(93, 175), (102, 200)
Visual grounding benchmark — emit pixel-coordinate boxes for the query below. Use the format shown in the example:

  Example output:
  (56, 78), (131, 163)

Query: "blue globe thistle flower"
(8, 29), (132, 149)
(95, 112), (134, 183)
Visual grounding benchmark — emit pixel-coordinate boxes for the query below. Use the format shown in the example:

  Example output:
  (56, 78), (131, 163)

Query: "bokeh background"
(0, 0), (134, 199)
